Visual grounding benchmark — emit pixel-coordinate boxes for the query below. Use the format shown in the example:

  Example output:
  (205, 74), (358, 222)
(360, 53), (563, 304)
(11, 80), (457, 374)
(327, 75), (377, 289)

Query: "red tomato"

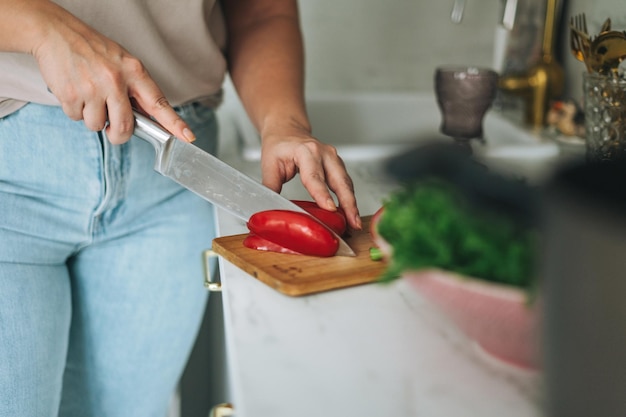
(243, 233), (302, 255)
(290, 200), (347, 236)
(247, 210), (339, 257)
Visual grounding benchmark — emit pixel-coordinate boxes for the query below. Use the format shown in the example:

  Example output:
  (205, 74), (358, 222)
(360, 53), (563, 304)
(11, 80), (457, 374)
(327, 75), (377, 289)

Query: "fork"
(570, 26), (590, 60)
(570, 24), (585, 61)
(570, 14), (593, 72)
(572, 13), (589, 37)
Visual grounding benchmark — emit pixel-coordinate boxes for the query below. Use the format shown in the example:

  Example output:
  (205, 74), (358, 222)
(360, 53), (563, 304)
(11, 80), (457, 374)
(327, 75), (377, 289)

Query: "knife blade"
(132, 110), (356, 257)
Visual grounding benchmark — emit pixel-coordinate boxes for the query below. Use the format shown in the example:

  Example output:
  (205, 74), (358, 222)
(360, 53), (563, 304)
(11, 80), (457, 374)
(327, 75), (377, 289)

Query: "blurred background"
(299, 0), (622, 102)
(181, 1), (626, 416)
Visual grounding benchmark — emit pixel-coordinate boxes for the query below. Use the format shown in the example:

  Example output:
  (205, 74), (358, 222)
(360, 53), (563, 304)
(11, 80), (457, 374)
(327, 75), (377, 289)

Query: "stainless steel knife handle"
(132, 110), (173, 172)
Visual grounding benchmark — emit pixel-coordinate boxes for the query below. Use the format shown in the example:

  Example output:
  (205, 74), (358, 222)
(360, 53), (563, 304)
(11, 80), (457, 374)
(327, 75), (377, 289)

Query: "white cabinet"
(207, 95), (546, 417)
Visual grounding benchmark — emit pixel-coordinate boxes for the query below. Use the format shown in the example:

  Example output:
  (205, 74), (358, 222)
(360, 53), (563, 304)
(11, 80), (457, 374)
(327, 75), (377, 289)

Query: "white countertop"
(212, 107), (546, 417)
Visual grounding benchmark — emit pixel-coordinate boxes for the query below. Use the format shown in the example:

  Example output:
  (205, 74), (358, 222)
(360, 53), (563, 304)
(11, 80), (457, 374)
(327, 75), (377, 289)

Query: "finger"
(104, 97), (135, 145)
(296, 151), (338, 212)
(302, 164), (361, 231)
(50, 82), (84, 121)
(325, 166), (361, 230)
(60, 98), (84, 122)
(317, 149), (361, 229)
(82, 100), (108, 132)
(151, 97), (195, 142)
(260, 157), (286, 194)
(132, 81), (195, 143)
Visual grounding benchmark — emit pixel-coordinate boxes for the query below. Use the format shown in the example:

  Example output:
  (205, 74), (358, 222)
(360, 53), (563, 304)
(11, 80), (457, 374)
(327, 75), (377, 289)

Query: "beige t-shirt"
(0, 0), (227, 117)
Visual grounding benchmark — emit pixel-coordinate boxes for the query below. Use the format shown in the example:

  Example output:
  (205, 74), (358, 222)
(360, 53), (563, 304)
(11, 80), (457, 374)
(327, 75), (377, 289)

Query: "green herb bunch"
(377, 178), (536, 289)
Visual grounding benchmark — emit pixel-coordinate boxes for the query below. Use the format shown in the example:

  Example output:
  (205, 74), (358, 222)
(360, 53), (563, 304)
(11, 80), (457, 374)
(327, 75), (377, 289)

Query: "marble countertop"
(212, 108), (545, 417)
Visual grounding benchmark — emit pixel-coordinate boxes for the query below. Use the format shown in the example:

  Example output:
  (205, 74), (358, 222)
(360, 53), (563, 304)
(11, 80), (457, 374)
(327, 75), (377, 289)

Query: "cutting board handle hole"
(203, 249), (222, 292)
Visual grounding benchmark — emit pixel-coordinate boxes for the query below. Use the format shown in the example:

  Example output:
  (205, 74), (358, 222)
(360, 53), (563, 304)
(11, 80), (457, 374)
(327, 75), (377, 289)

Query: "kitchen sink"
(233, 92), (579, 183)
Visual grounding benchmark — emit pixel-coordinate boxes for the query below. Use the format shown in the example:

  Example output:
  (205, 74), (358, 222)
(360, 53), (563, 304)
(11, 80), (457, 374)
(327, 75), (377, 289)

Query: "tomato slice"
(243, 233), (302, 255)
(247, 210), (339, 257)
(290, 200), (347, 236)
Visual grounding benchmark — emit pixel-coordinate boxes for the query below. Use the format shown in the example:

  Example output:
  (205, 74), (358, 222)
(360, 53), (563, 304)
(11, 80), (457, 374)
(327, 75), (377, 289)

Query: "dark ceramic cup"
(435, 66), (499, 140)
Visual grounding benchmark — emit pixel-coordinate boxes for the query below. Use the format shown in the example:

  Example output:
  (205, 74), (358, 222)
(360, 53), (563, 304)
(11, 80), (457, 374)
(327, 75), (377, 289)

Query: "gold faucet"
(498, 0), (564, 127)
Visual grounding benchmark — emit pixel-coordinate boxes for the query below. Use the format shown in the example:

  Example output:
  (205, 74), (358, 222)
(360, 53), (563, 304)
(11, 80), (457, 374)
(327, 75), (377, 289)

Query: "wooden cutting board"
(211, 215), (387, 296)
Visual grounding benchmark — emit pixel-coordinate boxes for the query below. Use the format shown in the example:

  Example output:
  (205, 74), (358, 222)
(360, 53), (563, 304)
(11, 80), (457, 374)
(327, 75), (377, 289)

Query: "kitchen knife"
(132, 110), (356, 257)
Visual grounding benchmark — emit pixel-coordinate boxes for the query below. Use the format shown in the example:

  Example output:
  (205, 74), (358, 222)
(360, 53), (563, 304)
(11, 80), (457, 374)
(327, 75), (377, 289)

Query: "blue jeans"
(0, 103), (217, 417)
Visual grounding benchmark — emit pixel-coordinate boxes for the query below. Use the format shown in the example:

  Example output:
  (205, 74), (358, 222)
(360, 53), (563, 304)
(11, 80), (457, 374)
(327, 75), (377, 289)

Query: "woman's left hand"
(260, 125), (361, 231)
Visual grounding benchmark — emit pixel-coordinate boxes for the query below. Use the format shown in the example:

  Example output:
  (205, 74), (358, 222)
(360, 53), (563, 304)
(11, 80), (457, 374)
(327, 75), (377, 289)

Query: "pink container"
(403, 269), (540, 369)
(371, 207), (541, 370)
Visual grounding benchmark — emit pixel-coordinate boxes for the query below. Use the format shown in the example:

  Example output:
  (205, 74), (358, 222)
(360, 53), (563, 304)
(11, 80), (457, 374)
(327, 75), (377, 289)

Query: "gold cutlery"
(589, 31), (626, 75)
(570, 16), (592, 72)
(570, 13), (626, 76)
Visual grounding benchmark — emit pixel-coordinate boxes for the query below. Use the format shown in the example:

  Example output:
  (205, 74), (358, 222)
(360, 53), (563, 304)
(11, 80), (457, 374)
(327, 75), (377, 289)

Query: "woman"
(0, 1), (361, 416)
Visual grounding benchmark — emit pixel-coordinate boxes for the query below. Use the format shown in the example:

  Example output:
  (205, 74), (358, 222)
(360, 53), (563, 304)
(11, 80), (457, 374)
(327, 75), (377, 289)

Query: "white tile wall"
(299, 0), (626, 101)
(299, 0), (499, 93)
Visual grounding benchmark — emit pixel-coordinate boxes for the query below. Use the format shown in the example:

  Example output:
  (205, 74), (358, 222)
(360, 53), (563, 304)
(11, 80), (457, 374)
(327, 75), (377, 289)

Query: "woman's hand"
(22, 1), (194, 144)
(260, 124), (361, 231)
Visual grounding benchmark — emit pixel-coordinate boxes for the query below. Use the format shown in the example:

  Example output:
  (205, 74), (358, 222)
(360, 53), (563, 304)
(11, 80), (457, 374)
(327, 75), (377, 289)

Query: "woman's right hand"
(4, 0), (194, 144)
